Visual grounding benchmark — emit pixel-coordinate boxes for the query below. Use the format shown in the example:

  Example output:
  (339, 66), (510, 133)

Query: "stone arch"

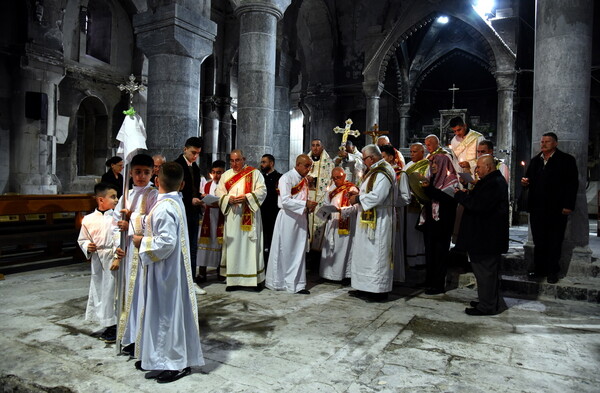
(363, 2), (515, 89)
(411, 48), (492, 104)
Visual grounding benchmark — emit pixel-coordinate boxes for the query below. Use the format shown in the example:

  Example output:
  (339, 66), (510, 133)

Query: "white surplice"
(450, 129), (485, 175)
(114, 184), (158, 345)
(197, 180), (222, 268)
(78, 209), (120, 327)
(319, 182), (358, 281)
(392, 172), (411, 282)
(306, 150), (335, 252)
(345, 159), (395, 293)
(138, 192), (204, 371)
(266, 168), (309, 293)
(216, 166), (267, 286)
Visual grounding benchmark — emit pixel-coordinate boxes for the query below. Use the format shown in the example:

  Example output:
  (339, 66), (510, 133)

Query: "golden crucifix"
(333, 118), (361, 151)
(364, 123), (389, 144)
(118, 74), (146, 116)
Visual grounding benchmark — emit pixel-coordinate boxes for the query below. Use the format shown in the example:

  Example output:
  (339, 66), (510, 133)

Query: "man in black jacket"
(521, 132), (578, 284)
(455, 155), (509, 316)
(174, 137), (203, 288)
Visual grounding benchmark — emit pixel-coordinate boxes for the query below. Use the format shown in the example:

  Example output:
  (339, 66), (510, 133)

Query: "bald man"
(319, 167), (359, 284)
(455, 155), (509, 316)
(266, 155), (317, 294)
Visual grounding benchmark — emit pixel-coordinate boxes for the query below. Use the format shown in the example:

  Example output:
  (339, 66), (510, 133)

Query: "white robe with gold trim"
(138, 192), (204, 371)
(216, 167), (267, 286)
(344, 160), (395, 293)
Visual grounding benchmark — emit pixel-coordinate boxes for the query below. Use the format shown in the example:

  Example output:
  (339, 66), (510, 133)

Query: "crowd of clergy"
(80, 116), (578, 383)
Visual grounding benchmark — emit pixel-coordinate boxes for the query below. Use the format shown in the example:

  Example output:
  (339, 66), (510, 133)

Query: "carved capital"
(495, 71), (516, 92)
(362, 81), (384, 98)
(231, 0), (292, 20)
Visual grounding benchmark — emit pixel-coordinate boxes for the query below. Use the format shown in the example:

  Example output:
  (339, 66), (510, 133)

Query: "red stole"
(329, 181), (355, 235)
(199, 181), (224, 244)
(225, 166), (256, 231)
(276, 177), (307, 196)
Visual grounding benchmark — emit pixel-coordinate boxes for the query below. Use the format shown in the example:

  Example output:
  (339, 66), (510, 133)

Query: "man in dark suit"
(259, 154), (282, 266)
(174, 137), (203, 287)
(455, 155), (509, 316)
(521, 132), (578, 284)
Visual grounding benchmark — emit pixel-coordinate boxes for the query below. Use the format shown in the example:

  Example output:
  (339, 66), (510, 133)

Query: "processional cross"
(118, 74), (146, 117)
(363, 123), (389, 144)
(333, 118), (361, 151)
(448, 83), (459, 109)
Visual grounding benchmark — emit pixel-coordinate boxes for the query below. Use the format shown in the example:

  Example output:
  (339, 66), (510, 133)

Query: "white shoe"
(195, 285), (207, 295)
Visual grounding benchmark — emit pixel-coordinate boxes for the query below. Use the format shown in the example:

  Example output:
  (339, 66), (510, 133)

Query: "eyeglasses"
(363, 155), (373, 162)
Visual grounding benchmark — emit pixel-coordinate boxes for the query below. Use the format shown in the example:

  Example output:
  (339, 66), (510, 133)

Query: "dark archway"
(76, 96), (108, 176)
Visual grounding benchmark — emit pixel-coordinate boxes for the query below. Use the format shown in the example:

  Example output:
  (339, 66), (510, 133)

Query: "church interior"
(1, 1), (600, 391)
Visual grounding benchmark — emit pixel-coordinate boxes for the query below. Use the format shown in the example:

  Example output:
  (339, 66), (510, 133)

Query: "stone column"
(363, 81), (383, 144)
(527, 0), (593, 274)
(398, 103), (411, 148)
(231, 0), (291, 165)
(273, 51), (294, 171)
(495, 70), (516, 202)
(10, 44), (64, 194)
(218, 97), (233, 159)
(133, 3), (216, 160)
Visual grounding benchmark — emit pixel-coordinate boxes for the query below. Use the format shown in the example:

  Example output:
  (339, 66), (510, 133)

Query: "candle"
(520, 161), (525, 167)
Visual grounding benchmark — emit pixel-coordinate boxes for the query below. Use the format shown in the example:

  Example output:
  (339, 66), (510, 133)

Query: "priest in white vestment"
(319, 167), (358, 282)
(113, 154), (158, 349)
(306, 139), (335, 253)
(216, 149), (267, 289)
(266, 154), (316, 294)
(449, 116), (484, 176)
(334, 141), (365, 184)
(346, 145), (396, 301)
(134, 162), (203, 383)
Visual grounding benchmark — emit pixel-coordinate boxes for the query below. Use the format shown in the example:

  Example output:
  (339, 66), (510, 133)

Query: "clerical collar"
(98, 209), (109, 215)
(311, 155), (320, 162)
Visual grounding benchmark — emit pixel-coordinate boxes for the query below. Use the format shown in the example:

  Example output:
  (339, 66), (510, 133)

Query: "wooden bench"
(0, 194), (96, 258)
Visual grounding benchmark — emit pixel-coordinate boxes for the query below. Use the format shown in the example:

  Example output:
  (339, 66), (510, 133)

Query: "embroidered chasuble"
(138, 192), (204, 370)
(197, 180), (224, 268)
(266, 168), (311, 293)
(216, 166), (267, 286)
(306, 149), (335, 251)
(320, 181), (359, 281)
(343, 159), (395, 293)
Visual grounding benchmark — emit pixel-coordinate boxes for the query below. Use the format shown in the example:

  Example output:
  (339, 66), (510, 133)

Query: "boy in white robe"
(319, 167), (358, 283)
(132, 162), (204, 383)
(266, 155), (316, 294)
(78, 182), (123, 343)
(114, 154), (158, 354)
(197, 160), (226, 282)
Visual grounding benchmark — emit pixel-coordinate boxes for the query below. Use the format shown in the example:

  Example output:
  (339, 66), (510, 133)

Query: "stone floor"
(2, 261), (600, 393)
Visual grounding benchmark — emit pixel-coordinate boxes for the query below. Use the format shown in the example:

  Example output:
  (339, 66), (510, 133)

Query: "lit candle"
(520, 161), (525, 167)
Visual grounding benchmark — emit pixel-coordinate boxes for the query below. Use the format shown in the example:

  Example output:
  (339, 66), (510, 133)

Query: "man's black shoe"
(121, 343), (135, 356)
(135, 361), (147, 371)
(465, 307), (489, 316)
(296, 289), (310, 295)
(156, 367), (191, 384)
(470, 301), (479, 308)
(225, 286), (239, 292)
(340, 278), (351, 287)
(547, 275), (559, 284)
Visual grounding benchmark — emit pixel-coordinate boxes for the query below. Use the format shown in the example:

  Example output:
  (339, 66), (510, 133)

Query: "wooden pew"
(0, 194), (96, 258)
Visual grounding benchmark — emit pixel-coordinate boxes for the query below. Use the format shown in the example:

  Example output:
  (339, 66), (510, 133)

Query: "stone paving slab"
(2, 264), (600, 393)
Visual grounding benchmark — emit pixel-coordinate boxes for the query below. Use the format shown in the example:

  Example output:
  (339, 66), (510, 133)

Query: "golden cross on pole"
(333, 118), (361, 150)
(363, 123), (389, 144)
(118, 74), (145, 115)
